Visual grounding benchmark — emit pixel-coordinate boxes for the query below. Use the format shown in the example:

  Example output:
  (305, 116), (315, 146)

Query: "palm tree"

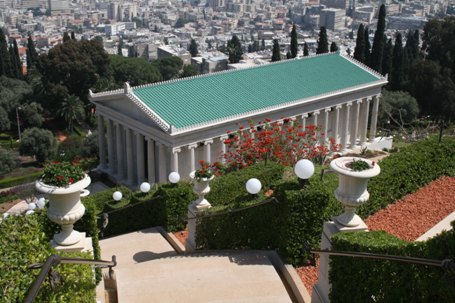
(57, 95), (85, 133)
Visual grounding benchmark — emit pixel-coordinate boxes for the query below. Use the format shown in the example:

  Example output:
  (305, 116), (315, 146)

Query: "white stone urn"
(35, 175), (91, 246)
(330, 157), (380, 227)
(190, 172), (214, 209)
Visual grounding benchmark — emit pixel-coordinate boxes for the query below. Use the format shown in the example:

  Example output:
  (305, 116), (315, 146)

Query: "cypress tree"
(290, 24), (298, 58)
(188, 39), (198, 57)
(354, 24), (365, 63)
(71, 31), (76, 40)
(316, 27), (328, 54)
(271, 39), (281, 62)
(370, 4), (386, 72)
(330, 42), (338, 52)
(303, 42), (309, 56)
(12, 39), (22, 79)
(382, 38), (393, 77)
(0, 28), (12, 77)
(412, 30), (420, 59)
(227, 35), (243, 63)
(286, 51), (292, 59)
(117, 37), (124, 56)
(391, 33), (404, 90)
(63, 32), (70, 43)
(364, 26), (371, 66)
(261, 39), (265, 51)
(27, 35), (38, 69)
(9, 44), (19, 78)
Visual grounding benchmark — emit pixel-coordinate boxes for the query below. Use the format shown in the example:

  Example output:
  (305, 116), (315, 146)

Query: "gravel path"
(297, 176), (455, 294)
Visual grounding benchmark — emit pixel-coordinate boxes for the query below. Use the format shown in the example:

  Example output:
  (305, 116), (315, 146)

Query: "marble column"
(188, 143), (197, 172)
(106, 119), (115, 173)
(301, 113), (309, 130)
(171, 147), (181, 172)
(360, 98), (371, 146)
(115, 123), (124, 180)
(97, 115), (107, 169)
(125, 128), (134, 185)
(323, 108), (330, 144)
(350, 100), (361, 148)
(220, 136), (228, 164)
(369, 95), (380, 142)
(136, 132), (145, 184)
(341, 102), (352, 152)
(204, 139), (213, 163)
(147, 138), (156, 185)
(313, 110), (320, 127)
(334, 105), (342, 144)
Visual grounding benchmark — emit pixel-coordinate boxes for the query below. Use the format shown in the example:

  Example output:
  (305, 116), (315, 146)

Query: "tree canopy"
(316, 27), (328, 54)
(227, 35), (243, 64)
(188, 39), (198, 57)
(290, 24), (298, 58)
(354, 24), (365, 63)
(110, 55), (161, 86)
(271, 39), (281, 62)
(19, 127), (57, 163)
(370, 4), (386, 73)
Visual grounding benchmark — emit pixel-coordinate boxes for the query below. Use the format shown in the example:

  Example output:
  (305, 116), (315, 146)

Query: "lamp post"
(246, 178), (262, 196)
(294, 159), (315, 186)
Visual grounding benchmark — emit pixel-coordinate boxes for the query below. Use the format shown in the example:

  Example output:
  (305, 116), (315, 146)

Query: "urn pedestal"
(330, 157), (380, 227)
(36, 175), (91, 247)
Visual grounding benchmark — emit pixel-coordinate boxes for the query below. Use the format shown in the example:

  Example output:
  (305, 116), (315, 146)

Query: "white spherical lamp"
(140, 182), (151, 193)
(37, 198), (46, 209)
(294, 159), (315, 180)
(28, 202), (36, 210)
(25, 210), (35, 216)
(112, 191), (123, 201)
(168, 172), (181, 184)
(246, 178), (262, 195)
(2, 213), (9, 219)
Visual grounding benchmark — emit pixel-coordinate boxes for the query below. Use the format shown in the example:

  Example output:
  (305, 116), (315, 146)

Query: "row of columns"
(97, 96), (380, 185)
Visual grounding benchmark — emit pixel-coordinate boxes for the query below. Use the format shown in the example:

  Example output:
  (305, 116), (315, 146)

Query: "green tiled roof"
(132, 53), (382, 129)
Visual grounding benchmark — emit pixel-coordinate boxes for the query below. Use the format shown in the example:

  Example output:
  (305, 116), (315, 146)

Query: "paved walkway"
(97, 227), (295, 303)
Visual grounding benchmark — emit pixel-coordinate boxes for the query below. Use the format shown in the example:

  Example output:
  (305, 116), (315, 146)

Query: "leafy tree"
(0, 106), (10, 131)
(227, 35), (243, 64)
(180, 64), (199, 78)
(354, 24), (365, 63)
(378, 90), (419, 127)
(422, 17), (455, 74)
(188, 39), (198, 57)
(56, 95), (85, 133)
(21, 102), (44, 128)
(316, 27), (328, 54)
(152, 56), (184, 81)
(370, 4), (386, 72)
(390, 33), (404, 91)
(382, 38), (393, 77)
(330, 42), (338, 52)
(303, 43), (309, 56)
(364, 26), (371, 66)
(0, 28), (12, 77)
(19, 127), (57, 163)
(271, 39), (281, 62)
(63, 32), (71, 43)
(405, 29), (420, 61)
(0, 147), (16, 174)
(290, 24), (298, 58)
(81, 131), (99, 158)
(110, 55), (161, 87)
(175, 18), (186, 28)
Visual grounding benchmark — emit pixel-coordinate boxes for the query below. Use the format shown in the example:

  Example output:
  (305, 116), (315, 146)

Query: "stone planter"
(190, 173), (214, 209)
(330, 157), (380, 227)
(36, 175), (91, 246)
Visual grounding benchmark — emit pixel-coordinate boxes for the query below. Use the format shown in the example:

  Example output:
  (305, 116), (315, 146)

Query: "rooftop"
(131, 53), (384, 129)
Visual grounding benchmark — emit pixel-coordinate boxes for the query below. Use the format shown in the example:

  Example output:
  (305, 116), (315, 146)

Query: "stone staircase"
(96, 227), (310, 303)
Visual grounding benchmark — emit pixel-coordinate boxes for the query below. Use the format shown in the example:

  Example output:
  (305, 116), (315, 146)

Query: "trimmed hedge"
(330, 227), (455, 303)
(197, 175), (342, 265)
(359, 137), (455, 217)
(0, 171), (43, 189)
(0, 213), (96, 302)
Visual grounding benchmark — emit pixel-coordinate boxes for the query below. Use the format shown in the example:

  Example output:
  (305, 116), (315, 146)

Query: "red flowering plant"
(40, 161), (85, 187)
(223, 118), (342, 170)
(194, 160), (225, 181)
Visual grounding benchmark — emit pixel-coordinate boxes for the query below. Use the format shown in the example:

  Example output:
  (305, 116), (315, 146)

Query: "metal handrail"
(24, 254), (116, 303)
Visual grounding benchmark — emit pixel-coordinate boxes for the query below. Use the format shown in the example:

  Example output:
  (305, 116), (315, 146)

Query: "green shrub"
(0, 146), (17, 174)
(359, 136), (455, 217)
(330, 228), (455, 303)
(0, 171), (43, 189)
(0, 213), (96, 302)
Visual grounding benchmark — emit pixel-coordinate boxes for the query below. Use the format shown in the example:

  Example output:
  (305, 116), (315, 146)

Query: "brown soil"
(296, 176), (455, 295)
(0, 199), (21, 214)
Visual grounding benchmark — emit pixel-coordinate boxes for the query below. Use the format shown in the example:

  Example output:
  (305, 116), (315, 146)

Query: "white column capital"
(220, 135), (229, 141)
(335, 104), (342, 110)
(313, 110), (321, 116)
(204, 139), (214, 145)
(356, 99), (363, 105)
(302, 113), (309, 118)
(172, 147), (182, 154)
(346, 102), (353, 107)
(366, 96), (373, 102)
(324, 107), (331, 113)
(188, 143), (198, 150)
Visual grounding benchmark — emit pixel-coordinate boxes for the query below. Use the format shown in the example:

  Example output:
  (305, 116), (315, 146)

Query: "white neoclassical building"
(89, 52), (390, 188)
